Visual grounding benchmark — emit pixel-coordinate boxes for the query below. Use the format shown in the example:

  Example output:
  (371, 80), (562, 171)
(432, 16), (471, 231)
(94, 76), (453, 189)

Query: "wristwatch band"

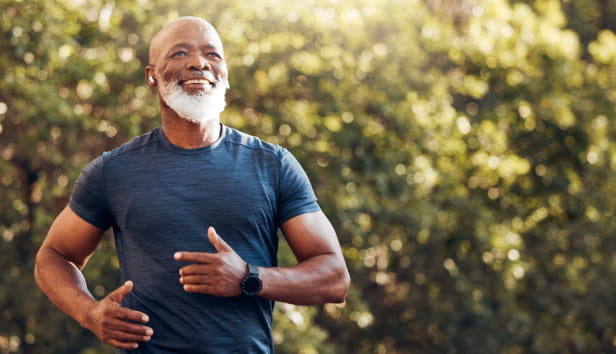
(241, 263), (263, 296)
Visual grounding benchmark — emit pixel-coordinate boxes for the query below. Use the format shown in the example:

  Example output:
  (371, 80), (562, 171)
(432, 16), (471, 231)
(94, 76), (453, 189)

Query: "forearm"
(34, 246), (97, 327)
(258, 253), (350, 305)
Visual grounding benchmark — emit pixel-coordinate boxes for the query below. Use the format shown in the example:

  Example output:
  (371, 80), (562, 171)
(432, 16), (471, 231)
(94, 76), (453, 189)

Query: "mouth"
(180, 78), (214, 90)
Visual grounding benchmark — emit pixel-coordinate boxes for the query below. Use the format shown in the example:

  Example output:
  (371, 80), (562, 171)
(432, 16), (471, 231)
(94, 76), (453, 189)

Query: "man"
(35, 16), (350, 353)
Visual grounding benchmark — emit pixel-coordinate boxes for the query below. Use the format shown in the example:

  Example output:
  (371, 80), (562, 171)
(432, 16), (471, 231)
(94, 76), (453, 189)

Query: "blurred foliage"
(2, 0), (616, 353)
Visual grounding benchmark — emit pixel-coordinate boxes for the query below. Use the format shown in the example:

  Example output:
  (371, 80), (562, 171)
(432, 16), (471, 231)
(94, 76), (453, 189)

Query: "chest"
(104, 154), (279, 246)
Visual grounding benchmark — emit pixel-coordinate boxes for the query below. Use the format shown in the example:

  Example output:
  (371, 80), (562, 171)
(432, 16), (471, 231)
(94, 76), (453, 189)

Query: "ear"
(145, 66), (157, 87)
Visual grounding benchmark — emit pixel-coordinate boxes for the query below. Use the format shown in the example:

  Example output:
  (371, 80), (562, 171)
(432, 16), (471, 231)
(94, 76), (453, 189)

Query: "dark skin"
(35, 17), (350, 350)
(145, 17), (228, 149)
(35, 207), (152, 350)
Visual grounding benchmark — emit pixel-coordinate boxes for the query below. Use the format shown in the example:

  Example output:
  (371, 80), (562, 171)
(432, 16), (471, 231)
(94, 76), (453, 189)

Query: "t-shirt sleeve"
(69, 154), (113, 230)
(276, 148), (320, 226)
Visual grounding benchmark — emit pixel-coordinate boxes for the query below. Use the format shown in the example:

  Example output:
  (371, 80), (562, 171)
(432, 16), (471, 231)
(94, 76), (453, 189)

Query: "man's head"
(146, 17), (229, 125)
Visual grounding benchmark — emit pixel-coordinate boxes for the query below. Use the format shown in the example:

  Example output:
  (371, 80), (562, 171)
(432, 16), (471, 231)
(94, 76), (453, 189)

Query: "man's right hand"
(83, 280), (153, 350)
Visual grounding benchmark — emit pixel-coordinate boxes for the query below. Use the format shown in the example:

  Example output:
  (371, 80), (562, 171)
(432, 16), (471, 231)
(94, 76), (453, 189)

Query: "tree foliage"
(2, 0), (616, 353)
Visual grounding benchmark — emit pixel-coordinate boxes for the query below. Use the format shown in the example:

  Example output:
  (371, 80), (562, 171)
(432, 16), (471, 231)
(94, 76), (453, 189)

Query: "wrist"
(240, 263), (263, 296)
(74, 295), (98, 330)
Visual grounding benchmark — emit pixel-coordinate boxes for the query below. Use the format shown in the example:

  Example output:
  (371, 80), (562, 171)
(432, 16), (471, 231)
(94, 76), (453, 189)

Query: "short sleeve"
(276, 148), (320, 226)
(69, 154), (113, 230)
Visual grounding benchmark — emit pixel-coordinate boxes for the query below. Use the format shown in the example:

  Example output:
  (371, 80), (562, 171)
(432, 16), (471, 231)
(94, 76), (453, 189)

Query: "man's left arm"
(175, 210), (350, 305)
(258, 210), (350, 305)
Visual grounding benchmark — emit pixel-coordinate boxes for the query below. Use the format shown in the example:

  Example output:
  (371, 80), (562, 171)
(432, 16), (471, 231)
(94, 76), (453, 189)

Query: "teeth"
(183, 79), (212, 86)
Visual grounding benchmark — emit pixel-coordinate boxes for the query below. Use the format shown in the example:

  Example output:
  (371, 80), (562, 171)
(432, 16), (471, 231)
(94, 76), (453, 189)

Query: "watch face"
(242, 275), (262, 295)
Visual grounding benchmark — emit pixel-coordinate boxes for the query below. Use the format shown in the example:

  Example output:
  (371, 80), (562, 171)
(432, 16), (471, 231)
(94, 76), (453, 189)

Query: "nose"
(187, 54), (211, 71)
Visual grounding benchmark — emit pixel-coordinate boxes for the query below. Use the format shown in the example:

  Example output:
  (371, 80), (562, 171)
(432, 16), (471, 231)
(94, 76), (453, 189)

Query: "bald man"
(35, 17), (349, 353)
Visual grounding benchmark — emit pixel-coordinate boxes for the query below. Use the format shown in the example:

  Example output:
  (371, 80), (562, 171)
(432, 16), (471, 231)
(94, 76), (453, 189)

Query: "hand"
(83, 281), (153, 350)
(174, 227), (247, 297)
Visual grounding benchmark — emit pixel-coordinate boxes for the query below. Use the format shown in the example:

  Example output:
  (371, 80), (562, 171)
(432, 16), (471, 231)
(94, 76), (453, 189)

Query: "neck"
(160, 110), (221, 149)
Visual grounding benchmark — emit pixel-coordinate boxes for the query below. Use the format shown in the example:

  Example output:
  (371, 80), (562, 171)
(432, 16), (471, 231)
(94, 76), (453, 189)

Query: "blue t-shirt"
(69, 125), (320, 353)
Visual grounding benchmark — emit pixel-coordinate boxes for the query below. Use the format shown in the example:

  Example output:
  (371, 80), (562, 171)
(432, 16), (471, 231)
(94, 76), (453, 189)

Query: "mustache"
(173, 72), (229, 89)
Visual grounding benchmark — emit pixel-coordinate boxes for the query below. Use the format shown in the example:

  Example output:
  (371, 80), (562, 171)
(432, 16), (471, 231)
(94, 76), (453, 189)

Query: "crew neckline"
(158, 124), (227, 155)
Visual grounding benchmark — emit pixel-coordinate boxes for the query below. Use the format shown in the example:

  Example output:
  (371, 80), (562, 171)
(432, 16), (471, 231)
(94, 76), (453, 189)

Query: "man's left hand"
(174, 227), (246, 297)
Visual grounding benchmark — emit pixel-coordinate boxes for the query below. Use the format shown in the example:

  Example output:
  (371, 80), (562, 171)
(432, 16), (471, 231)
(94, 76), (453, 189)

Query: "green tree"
(2, 0), (616, 353)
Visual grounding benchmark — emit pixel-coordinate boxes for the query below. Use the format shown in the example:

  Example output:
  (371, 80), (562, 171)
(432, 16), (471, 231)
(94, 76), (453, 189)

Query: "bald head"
(148, 17), (223, 65)
(144, 16), (229, 125)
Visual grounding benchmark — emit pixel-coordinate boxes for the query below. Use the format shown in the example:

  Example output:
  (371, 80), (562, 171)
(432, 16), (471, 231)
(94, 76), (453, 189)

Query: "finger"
(104, 327), (152, 350)
(108, 280), (133, 304)
(106, 333), (151, 350)
(178, 263), (211, 276)
(208, 227), (232, 252)
(179, 274), (211, 285)
(174, 251), (216, 263)
(107, 338), (141, 350)
(106, 318), (154, 337)
(117, 307), (151, 324)
(181, 284), (211, 293)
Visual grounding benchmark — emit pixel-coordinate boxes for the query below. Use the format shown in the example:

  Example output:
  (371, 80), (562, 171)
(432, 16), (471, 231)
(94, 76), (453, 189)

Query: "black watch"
(241, 263), (263, 296)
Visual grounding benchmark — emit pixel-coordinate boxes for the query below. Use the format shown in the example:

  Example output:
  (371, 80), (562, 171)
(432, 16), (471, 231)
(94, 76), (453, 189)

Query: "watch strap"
(247, 263), (259, 276)
(241, 263), (263, 296)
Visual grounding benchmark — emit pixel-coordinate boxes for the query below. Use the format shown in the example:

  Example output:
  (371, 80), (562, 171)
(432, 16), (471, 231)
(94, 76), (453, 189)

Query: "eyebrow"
(169, 43), (220, 51)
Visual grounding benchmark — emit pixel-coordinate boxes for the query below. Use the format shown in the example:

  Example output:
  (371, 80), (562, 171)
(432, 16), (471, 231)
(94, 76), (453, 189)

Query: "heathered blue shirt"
(69, 124), (320, 353)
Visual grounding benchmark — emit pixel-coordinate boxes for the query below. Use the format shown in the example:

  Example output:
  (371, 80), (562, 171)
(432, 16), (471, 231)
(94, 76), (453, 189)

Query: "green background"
(2, 0), (616, 352)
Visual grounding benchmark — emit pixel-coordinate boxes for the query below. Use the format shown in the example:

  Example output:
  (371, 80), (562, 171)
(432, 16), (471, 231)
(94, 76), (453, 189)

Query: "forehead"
(150, 19), (224, 60)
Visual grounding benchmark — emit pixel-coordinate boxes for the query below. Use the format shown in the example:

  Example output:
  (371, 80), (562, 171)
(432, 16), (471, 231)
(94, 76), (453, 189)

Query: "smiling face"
(146, 17), (229, 125)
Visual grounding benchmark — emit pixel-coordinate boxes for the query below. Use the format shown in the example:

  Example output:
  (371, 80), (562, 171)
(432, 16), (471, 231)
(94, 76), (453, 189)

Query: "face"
(146, 18), (229, 125)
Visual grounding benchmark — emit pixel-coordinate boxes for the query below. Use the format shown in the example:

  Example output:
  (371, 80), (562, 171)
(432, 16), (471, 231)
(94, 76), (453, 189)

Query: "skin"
(35, 207), (152, 350)
(35, 17), (350, 350)
(145, 16), (228, 149)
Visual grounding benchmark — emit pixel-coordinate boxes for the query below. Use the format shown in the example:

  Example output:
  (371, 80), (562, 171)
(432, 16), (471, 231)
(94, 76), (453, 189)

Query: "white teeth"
(183, 79), (211, 86)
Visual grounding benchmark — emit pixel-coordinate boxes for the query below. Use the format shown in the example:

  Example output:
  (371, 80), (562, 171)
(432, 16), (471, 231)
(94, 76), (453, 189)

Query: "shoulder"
(222, 126), (287, 160)
(103, 127), (163, 162)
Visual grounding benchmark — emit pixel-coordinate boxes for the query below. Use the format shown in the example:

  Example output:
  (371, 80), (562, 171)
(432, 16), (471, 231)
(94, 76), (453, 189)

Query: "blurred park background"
(2, 0), (616, 352)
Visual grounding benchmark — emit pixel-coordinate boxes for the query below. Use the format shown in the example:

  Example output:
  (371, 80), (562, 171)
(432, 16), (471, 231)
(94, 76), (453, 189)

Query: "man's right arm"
(35, 206), (153, 350)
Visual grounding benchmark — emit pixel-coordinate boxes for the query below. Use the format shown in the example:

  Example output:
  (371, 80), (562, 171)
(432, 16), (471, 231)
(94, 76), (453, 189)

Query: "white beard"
(159, 79), (227, 125)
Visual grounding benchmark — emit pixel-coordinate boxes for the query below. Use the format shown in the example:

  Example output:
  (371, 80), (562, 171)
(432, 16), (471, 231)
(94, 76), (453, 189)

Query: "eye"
(170, 50), (187, 58)
(207, 52), (222, 59)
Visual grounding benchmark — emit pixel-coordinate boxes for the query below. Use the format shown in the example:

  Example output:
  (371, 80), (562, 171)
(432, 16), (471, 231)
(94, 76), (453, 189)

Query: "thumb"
(208, 227), (233, 253)
(108, 280), (133, 304)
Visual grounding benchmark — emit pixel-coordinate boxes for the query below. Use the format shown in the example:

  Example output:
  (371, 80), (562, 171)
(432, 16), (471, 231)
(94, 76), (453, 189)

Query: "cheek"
(158, 63), (183, 82)
(215, 64), (228, 80)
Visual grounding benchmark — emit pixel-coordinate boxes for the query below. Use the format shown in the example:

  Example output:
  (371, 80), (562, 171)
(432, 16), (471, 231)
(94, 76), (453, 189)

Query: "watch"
(241, 263), (263, 296)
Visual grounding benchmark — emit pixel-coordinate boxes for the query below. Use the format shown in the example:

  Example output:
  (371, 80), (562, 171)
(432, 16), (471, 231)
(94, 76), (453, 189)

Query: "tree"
(1, 0), (616, 353)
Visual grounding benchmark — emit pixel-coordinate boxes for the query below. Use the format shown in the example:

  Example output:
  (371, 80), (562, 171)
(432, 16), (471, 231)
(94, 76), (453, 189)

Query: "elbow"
(34, 246), (52, 289)
(34, 247), (45, 283)
(33, 245), (75, 287)
(327, 267), (351, 304)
